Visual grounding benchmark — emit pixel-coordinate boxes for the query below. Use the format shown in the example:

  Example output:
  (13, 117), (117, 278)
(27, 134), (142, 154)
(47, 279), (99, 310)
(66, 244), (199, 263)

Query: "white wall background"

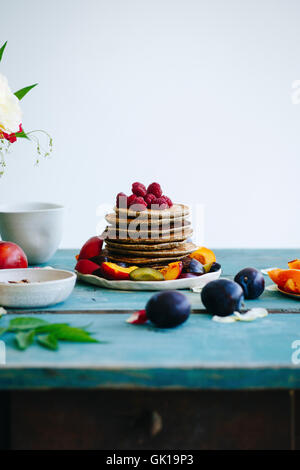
(0, 0), (300, 248)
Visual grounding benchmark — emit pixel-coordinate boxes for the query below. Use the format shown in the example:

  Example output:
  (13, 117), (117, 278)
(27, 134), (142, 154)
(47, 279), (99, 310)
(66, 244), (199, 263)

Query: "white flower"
(0, 72), (22, 134)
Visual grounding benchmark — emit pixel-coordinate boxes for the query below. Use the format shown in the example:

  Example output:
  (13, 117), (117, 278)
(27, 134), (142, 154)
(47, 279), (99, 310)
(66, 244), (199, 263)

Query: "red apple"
(78, 236), (103, 260)
(0, 241), (28, 269)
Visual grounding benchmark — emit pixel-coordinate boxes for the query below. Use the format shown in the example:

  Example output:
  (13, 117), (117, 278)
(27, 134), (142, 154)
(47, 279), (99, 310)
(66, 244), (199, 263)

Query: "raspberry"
(135, 196), (147, 207)
(128, 194), (147, 211)
(156, 196), (168, 210)
(127, 194), (138, 207)
(164, 196), (173, 207)
(144, 193), (157, 208)
(132, 182), (147, 197)
(147, 182), (162, 198)
(116, 192), (128, 208)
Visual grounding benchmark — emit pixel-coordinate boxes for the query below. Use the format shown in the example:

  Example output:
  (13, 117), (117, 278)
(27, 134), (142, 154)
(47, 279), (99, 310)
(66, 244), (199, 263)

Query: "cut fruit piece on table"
(126, 310), (148, 324)
(288, 259), (300, 269)
(101, 262), (138, 280)
(178, 272), (199, 279)
(78, 236), (103, 260)
(283, 278), (298, 294)
(160, 262), (183, 280)
(189, 247), (216, 265)
(75, 259), (101, 275)
(267, 268), (282, 284)
(268, 269), (300, 294)
(130, 267), (165, 282)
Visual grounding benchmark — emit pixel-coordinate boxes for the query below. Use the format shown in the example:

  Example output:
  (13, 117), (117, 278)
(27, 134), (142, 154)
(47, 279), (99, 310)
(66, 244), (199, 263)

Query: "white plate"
(267, 284), (300, 299)
(76, 269), (221, 291)
(0, 268), (76, 308)
(277, 287), (300, 299)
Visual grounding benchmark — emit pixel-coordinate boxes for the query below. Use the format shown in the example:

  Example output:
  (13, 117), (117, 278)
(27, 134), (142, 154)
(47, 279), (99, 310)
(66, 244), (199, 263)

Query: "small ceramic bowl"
(0, 202), (64, 264)
(0, 268), (76, 308)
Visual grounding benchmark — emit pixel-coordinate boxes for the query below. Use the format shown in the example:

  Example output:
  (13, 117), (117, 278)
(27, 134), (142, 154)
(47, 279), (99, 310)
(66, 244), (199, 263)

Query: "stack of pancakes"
(102, 204), (196, 268)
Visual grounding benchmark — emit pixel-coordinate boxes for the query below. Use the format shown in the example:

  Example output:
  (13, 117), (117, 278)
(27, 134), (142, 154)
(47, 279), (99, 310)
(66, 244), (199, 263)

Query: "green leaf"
(35, 323), (69, 334)
(53, 325), (99, 343)
(15, 130), (29, 140)
(8, 317), (49, 332)
(0, 41), (7, 62)
(14, 83), (38, 101)
(37, 334), (58, 351)
(15, 330), (35, 350)
(0, 327), (7, 337)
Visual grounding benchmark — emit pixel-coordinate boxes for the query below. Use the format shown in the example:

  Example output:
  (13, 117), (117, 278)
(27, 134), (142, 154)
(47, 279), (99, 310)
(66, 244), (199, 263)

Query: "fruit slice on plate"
(101, 262), (138, 280)
(75, 259), (101, 275)
(189, 247), (216, 265)
(267, 268), (282, 284)
(160, 262), (183, 281)
(288, 259), (300, 269)
(78, 236), (103, 260)
(129, 268), (164, 282)
(268, 269), (300, 294)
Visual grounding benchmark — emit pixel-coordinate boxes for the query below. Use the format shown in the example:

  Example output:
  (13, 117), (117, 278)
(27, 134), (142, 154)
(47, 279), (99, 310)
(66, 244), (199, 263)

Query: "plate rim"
(277, 286), (300, 299)
(76, 268), (221, 290)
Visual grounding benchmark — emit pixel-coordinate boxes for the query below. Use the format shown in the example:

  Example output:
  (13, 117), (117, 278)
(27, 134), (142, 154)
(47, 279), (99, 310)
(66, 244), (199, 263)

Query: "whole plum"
(146, 291), (191, 328)
(234, 267), (265, 299)
(201, 279), (244, 316)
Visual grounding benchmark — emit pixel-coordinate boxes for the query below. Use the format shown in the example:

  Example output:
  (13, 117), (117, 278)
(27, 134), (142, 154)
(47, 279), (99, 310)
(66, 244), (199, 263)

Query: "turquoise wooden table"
(1, 248), (300, 450)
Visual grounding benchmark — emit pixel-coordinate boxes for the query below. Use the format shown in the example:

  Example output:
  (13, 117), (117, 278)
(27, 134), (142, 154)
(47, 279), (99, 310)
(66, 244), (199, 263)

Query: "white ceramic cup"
(0, 202), (64, 264)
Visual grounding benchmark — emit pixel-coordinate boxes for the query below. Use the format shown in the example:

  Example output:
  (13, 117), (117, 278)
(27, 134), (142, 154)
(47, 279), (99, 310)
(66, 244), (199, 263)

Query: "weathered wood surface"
(0, 249), (300, 391)
(1, 312), (300, 389)
(12, 248), (300, 313)
(1, 249), (300, 449)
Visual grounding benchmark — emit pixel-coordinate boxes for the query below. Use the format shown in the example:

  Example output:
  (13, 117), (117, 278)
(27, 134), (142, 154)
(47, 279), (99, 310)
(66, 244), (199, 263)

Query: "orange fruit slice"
(288, 259), (300, 269)
(189, 247), (216, 265)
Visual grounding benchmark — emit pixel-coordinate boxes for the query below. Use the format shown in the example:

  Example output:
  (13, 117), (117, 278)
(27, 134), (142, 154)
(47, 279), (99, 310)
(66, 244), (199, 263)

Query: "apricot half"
(160, 262), (183, 281)
(101, 262), (138, 280)
(267, 268), (281, 284)
(268, 269), (300, 294)
(189, 247), (216, 265)
(288, 259), (300, 269)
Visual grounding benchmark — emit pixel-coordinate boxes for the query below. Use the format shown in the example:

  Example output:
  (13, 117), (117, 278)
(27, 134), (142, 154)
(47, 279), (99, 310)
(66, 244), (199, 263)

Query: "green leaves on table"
(15, 331), (35, 350)
(37, 334), (58, 351)
(0, 327), (7, 338)
(1, 317), (100, 351)
(50, 326), (99, 343)
(9, 317), (49, 331)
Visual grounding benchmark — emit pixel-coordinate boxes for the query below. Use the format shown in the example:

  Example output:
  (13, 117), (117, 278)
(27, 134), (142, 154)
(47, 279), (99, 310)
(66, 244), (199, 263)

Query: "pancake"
(106, 242), (197, 258)
(103, 229), (193, 244)
(105, 239), (187, 251)
(115, 203), (190, 220)
(106, 252), (188, 266)
(105, 212), (190, 229)
(104, 225), (192, 240)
